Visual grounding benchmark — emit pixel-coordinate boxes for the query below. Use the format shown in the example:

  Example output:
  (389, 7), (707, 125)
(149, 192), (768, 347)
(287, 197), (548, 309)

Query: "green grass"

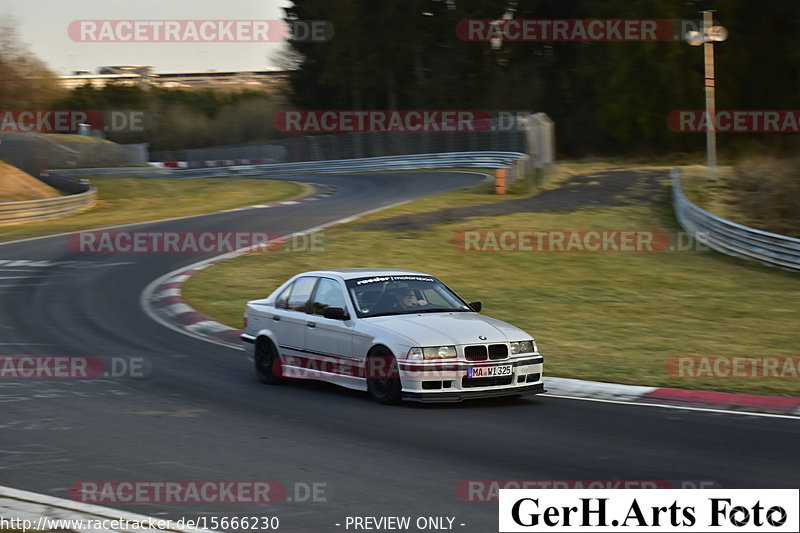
(0, 177), (305, 242)
(183, 165), (800, 397)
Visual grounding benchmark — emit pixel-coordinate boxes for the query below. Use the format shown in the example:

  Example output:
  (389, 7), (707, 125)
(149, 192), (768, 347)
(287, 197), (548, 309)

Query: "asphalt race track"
(0, 171), (798, 533)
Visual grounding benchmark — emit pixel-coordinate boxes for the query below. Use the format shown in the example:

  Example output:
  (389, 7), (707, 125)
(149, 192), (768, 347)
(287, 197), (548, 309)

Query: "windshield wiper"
(364, 308), (463, 318)
(363, 312), (405, 318)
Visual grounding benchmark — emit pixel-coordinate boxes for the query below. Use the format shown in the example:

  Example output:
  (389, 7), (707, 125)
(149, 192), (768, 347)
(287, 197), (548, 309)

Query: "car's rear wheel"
(366, 347), (402, 404)
(255, 337), (283, 384)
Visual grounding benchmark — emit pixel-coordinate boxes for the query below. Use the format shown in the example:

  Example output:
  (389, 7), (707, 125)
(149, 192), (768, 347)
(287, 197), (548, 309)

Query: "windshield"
(345, 275), (471, 318)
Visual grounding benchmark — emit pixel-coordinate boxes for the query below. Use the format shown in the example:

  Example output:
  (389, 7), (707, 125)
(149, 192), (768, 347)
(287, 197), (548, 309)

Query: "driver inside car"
(394, 288), (428, 309)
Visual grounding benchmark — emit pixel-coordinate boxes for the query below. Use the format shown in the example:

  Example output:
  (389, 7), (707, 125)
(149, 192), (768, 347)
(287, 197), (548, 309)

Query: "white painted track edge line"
(0, 179), (322, 247)
(0, 484), (217, 532)
(541, 393), (800, 420)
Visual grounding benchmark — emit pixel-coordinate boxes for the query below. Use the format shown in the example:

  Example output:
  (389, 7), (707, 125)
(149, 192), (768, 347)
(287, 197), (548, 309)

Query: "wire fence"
(151, 113), (555, 170)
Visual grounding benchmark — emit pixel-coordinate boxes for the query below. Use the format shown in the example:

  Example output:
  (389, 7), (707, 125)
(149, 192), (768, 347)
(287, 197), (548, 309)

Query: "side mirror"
(323, 306), (349, 320)
(468, 301), (482, 312)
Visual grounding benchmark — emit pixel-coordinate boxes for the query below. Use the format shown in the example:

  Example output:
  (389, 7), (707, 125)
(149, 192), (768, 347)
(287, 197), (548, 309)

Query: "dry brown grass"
(727, 156), (800, 238)
(0, 161), (59, 202)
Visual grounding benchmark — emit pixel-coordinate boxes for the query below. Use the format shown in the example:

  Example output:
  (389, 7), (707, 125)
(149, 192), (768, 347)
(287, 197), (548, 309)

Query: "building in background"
(58, 66), (290, 91)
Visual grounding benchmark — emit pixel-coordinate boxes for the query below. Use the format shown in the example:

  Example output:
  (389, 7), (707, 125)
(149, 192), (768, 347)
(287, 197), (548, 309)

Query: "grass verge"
(0, 177), (305, 242)
(183, 164), (800, 397)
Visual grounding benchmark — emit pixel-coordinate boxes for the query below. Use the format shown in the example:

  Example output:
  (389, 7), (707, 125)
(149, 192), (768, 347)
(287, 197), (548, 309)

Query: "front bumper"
(403, 382), (545, 402)
(397, 354), (544, 403)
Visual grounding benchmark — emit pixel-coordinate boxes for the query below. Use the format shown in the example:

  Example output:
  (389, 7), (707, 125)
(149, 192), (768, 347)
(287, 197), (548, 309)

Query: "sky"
(1, 0), (293, 74)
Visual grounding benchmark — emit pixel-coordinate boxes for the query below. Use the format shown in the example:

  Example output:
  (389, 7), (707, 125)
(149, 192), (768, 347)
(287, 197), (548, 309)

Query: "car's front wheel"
(366, 347), (402, 404)
(255, 336), (283, 384)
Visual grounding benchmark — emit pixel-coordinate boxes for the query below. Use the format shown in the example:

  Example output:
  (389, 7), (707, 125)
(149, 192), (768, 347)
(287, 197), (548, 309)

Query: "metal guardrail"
(245, 151), (528, 175)
(0, 188), (97, 224)
(671, 168), (800, 272)
(0, 171), (97, 224)
(46, 151), (528, 179)
(7, 151), (528, 225)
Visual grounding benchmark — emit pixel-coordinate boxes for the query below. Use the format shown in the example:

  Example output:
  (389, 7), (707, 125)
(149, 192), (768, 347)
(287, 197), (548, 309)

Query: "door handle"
(307, 322), (316, 328)
(272, 316), (281, 321)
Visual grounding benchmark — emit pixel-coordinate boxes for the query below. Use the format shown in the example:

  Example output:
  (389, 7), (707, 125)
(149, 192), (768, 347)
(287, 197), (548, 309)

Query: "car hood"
(365, 312), (531, 346)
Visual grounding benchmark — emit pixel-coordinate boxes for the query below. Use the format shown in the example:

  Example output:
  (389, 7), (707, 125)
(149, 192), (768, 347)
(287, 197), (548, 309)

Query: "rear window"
(287, 276), (317, 312)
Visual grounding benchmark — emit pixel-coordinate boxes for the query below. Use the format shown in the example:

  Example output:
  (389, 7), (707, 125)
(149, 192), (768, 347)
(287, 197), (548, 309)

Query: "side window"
(312, 278), (347, 316)
(275, 284), (292, 309)
(287, 276), (317, 313)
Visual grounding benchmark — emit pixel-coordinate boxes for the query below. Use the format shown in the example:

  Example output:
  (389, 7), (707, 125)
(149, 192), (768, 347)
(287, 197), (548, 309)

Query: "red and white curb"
(544, 377), (800, 416)
(0, 485), (214, 532)
(139, 175), (799, 417)
(146, 269), (800, 417)
(140, 182), (414, 350)
(143, 184), (340, 346)
(148, 159), (270, 169)
(148, 161), (188, 169)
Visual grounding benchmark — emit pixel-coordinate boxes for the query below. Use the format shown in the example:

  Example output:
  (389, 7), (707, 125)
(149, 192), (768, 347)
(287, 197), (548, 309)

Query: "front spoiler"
(402, 382), (545, 403)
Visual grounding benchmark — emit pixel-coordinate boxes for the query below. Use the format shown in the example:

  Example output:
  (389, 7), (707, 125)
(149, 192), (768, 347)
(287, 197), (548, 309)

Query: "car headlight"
(423, 346), (457, 359)
(510, 340), (535, 354)
(408, 346), (457, 359)
(407, 347), (423, 360)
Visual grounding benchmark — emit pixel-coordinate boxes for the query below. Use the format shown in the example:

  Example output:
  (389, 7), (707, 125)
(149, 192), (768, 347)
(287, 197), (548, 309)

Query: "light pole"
(685, 11), (728, 182)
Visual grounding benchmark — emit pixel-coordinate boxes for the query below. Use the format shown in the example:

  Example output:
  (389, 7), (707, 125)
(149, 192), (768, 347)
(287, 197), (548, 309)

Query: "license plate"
(468, 365), (512, 378)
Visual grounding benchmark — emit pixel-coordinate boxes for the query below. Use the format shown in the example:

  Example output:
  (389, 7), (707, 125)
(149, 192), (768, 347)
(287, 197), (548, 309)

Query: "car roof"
(299, 268), (432, 280)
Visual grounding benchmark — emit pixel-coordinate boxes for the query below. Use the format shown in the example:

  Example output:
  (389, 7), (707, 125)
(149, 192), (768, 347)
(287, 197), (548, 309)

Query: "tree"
(0, 19), (62, 108)
(279, 0), (800, 156)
